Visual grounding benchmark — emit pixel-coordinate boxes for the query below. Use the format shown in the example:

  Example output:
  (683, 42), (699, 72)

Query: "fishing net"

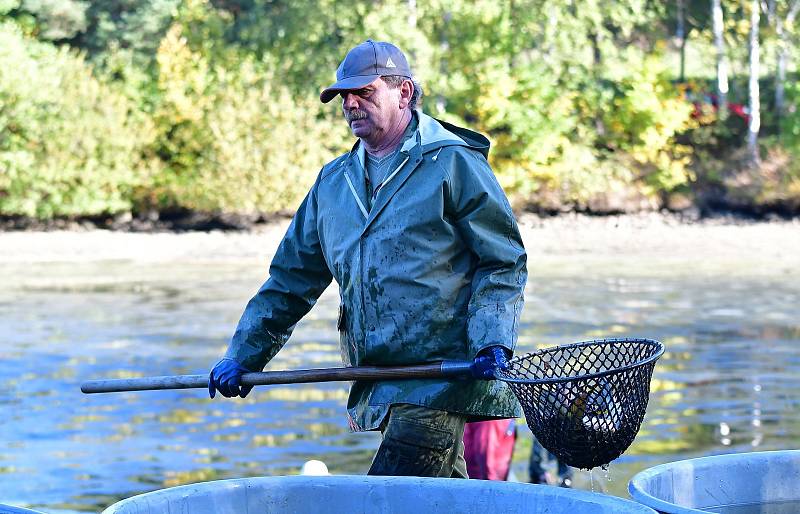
(496, 338), (664, 470)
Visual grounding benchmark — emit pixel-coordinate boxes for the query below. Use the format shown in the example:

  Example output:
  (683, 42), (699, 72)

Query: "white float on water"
(299, 459), (330, 476)
(103, 475), (657, 514)
(628, 450), (800, 513)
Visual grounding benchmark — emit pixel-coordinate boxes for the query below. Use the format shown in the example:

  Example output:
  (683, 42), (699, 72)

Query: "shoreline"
(1, 206), (797, 234)
(1, 212), (798, 272)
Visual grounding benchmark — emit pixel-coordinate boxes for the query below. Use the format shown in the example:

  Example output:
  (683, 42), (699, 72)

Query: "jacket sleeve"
(444, 148), (527, 357)
(224, 178), (333, 371)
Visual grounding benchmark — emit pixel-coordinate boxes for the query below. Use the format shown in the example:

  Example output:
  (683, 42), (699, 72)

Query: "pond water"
(1, 226), (798, 512)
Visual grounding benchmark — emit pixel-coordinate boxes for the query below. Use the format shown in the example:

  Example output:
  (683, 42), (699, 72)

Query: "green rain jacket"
(225, 111), (527, 431)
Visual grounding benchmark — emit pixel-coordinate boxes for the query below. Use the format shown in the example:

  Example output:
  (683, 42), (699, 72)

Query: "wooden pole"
(81, 361), (475, 394)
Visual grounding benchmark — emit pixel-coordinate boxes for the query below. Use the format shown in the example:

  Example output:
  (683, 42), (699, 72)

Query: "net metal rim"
(497, 337), (664, 385)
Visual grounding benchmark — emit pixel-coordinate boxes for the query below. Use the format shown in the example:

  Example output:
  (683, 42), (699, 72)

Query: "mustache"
(343, 109), (368, 122)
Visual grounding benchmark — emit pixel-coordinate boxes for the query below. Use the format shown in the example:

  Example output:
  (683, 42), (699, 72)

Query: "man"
(209, 39), (527, 478)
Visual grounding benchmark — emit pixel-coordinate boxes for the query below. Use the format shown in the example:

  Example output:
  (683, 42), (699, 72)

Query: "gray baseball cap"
(320, 39), (413, 103)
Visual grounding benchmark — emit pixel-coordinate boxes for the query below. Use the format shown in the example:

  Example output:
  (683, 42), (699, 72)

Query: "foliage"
(148, 19), (349, 213)
(1, 0), (799, 220)
(2, 0), (88, 40)
(780, 76), (800, 140)
(597, 54), (695, 193)
(0, 22), (157, 218)
(418, 1), (692, 209)
(69, 0), (179, 66)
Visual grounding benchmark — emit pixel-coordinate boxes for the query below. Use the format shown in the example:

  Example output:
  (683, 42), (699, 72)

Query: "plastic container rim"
(627, 450), (800, 514)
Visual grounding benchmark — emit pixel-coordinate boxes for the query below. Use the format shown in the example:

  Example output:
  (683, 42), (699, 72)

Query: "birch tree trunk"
(677, 0), (687, 82)
(775, 15), (786, 116)
(712, 0), (729, 119)
(408, 0), (417, 30)
(747, 0), (761, 166)
(406, 0), (417, 62)
(436, 10), (451, 113)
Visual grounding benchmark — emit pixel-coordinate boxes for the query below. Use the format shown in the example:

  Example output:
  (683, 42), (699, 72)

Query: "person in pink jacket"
(463, 419), (517, 480)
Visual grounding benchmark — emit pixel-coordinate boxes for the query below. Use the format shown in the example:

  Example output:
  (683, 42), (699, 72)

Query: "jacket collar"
(341, 111), (491, 230)
(404, 111), (464, 152)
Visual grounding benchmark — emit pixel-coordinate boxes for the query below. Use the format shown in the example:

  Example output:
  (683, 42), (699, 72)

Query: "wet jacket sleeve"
(224, 180), (333, 371)
(445, 148), (527, 357)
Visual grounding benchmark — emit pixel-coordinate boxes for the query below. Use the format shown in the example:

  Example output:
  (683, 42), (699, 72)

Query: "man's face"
(341, 78), (406, 144)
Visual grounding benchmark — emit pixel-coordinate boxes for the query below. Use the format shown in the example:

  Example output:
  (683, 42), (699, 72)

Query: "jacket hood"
(403, 111), (491, 158)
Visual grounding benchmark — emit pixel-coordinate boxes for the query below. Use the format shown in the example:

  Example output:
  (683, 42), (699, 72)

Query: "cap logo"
(386, 57), (396, 68)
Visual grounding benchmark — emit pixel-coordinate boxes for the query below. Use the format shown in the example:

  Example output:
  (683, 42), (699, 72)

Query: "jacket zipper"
(344, 170), (369, 219)
(371, 155), (410, 200)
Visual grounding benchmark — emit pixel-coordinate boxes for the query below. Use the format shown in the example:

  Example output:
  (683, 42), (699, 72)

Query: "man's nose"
(342, 92), (359, 110)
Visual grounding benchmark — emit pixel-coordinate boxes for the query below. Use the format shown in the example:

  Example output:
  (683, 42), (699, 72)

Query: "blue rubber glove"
(471, 345), (511, 379)
(209, 358), (253, 398)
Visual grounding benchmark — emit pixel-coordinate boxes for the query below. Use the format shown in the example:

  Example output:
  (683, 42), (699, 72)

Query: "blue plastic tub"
(0, 505), (45, 513)
(628, 450), (800, 513)
(103, 475), (657, 514)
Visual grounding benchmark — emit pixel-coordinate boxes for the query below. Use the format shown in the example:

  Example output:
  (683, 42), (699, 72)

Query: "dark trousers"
(368, 403), (468, 478)
(528, 436), (572, 482)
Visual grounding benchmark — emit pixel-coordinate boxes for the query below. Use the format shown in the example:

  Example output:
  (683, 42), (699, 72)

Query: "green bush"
(780, 77), (800, 141)
(435, 43), (693, 210)
(596, 54), (695, 194)
(0, 21), (157, 218)
(147, 23), (349, 214)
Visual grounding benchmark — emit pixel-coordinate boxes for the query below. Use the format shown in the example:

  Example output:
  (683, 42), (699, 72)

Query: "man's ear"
(398, 79), (414, 109)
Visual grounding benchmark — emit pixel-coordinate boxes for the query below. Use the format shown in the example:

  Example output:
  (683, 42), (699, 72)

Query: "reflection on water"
(0, 251), (799, 511)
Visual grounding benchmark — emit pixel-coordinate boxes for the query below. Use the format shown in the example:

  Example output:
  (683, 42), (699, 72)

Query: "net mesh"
(496, 338), (663, 470)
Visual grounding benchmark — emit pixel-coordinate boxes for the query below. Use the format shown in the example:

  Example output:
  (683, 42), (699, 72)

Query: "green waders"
(367, 404), (469, 478)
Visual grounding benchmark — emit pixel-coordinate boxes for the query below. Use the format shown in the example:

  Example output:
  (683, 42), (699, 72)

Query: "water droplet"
(590, 469), (595, 492)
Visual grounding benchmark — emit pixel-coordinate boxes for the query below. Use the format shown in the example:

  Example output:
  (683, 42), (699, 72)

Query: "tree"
(762, 0), (800, 121)
(747, 0), (762, 165)
(712, 0), (730, 119)
(69, 0), (179, 65)
(677, 0), (687, 82)
(2, 0), (88, 41)
(0, 22), (157, 218)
